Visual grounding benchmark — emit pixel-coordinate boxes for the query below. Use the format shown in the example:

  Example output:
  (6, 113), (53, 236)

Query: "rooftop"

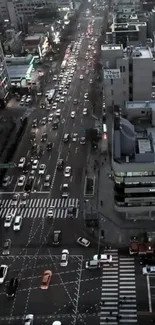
(113, 101), (155, 169)
(7, 65), (30, 81)
(24, 35), (41, 41)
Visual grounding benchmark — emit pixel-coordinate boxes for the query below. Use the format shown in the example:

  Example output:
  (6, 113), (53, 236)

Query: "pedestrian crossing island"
(0, 198), (79, 219)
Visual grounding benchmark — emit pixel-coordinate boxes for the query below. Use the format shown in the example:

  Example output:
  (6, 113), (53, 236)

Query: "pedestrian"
(109, 311), (112, 316)
(123, 296), (126, 301)
(119, 301), (122, 305)
(105, 318), (109, 323)
(116, 315), (119, 321)
(100, 301), (105, 305)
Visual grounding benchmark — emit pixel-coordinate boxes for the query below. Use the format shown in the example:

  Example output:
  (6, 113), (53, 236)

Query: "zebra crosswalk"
(100, 249), (137, 325)
(0, 198), (79, 219)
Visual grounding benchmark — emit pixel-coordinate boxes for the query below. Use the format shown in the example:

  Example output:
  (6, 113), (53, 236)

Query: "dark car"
(57, 159), (64, 170)
(52, 120), (58, 129)
(30, 132), (36, 141)
(2, 239), (11, 255)
(140, 256), (155, 266)
(41, 133), (47, 142)
(52, 230), (62, 245)
(46, 142), (53, 151)
(32, 119), (37, 128)
(25, 176), (34, 192)
(67, 206), (77, 218)
(6, 278), (18, 298)
(31, 143), (37, 153)
(23, 162), (31, 174)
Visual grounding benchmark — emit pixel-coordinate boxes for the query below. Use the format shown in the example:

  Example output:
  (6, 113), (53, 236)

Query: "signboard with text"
(104, 69), (120, 80)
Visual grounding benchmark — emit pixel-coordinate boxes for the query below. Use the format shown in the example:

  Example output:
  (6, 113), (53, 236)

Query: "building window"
(120, 66), (122, 72)
(123, 66), (125, 72)
(111, 89), (114, 96)
(111, 79), (113, 85)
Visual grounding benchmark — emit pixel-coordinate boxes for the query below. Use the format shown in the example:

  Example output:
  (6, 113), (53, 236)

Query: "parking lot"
(0, 254), (83, 323)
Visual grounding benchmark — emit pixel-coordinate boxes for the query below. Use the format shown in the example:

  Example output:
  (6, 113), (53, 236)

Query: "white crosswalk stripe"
(0, 198), (79, 219)
(100, 249), (137, 325)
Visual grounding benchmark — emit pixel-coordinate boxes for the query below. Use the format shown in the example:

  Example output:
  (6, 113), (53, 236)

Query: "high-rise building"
(0, 41), (10, 106)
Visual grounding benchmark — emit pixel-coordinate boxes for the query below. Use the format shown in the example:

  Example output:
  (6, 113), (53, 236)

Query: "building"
(112, 0), (140, 20)
(106, 22), (147, 48)
(6, 54), (39, 89)
(3, 29), (22, 54)
(112, 100), (155, 220)
(7, 0), (74, 29)
(23, 34), (48, 57)
(0, 41), (10, 107)
(102, 44), (154, 109)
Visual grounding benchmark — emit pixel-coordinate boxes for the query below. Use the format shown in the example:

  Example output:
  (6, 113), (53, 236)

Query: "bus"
(100, 123), (108, 155)
(61, 60), (67, 70)
(47, 89), (55, 102)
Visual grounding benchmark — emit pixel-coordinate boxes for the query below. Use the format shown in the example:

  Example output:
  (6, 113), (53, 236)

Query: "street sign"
(0, 162), (16, 168)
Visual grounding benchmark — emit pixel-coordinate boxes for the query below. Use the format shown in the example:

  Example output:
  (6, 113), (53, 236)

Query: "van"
(13, 216), (22, 231)
(142, 266), (155, 275)
(85, 260), (100, 269)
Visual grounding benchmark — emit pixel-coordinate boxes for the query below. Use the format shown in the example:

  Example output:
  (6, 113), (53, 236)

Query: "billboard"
(104, 69), (120, 79)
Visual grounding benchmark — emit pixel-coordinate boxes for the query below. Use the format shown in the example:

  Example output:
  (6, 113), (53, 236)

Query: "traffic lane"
(135, 261), (149, 312)
(12, 255), (83, 316)
(78, 267), (101, 315)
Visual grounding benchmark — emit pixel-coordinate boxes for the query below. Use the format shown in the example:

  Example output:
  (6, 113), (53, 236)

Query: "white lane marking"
(147, 275), (152, 312)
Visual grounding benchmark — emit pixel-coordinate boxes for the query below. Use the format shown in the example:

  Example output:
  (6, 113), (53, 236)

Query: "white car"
(13, 215), (22, 231)
(17, 175), (26, 187)
(83, 108), (88, 115)
(46, 104), (51, 110)
(77, 237), (90, 247)
(60, 96), (65, 103)
(48, 114), (53, 122)
(71, 111), (75, 118)
(4, 213), (15, 228)
(24, 314), (34, 325)
(93, 254), (112, 263)
(18, 157), (25, 168)
(72, 133), (78, 142)
(39, 164), (46, 175)
(60, 249), (69, 267)
(56, 109), (61, 117)
(84, 93), (88, 99)
(32, 159), (39, 169)
(0, 265), (8, 284)
(79, 75), (83, 80)
(64, 166), (71, 177)
(47, 208), (54, 218)
(55, 95), (60, 102)
(63, 89), (68, 95)
(52, 103), (58, 110)
(53, 75), (57, 81)
(11, 193), (20, 206)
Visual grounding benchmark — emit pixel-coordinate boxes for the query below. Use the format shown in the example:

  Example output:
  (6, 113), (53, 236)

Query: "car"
(32, 119), (37, 128)
(53, 75), (57, 81)
(2, 239), (11, 255)
(83, 108), (88, 115)
(24, 314), (34, 325)
(41, 117), (47, 125)
(60, 249), (69, 267)
(72, 133), (78, 142)
(57, 159), (64, 170)
(40, 102), (46, 109)
(17, 175), (26, 187)
(0, 265), (8, 284)
(71, 111), (76, 118)
(80, 136), (86, 144)
(67, 205), (77, 218)
(89, 79), (93, 84)
(52, 120), (59, 129)
(60, 96), (65, 103)
(56, 109), (61, 117)
(93, 254), (112, 263)
(46, 142), (53, 151)
(25, 176), (34, 192)
(19, 193), (29, 207)
(77, 237), (90, 247)
(61, 184), (69, 198)
(38, 164), (46, 175)
(41, 133), (48, 142)
(46, 103), (51, 110)
(2, 176), (11, 187)
(11, 193), (20, 206)
(55, 95), (60, 102)
(86, 70), (89, 75)
(64, 166), (71, 177)
(4, 213), (15, 228)
(63, 133), (70, 142)
(73, 99), (78, 104)
(6, 278), (18, 298)
(48, 114), (53, 122)
(18, 157), (26, 168)
(47, 208), (54, 218)
(44, 175), (51, 187)
(13, 215), (22, 231)
(32, 159), (39, 169)
(84, 93), (88, 99)
(41, 270), (52, 290)
(52, 103), (58, 110)
(79, 75), (83, 80)
(63, 89), (68, 95)
(52, 230), (62, 245)
(140, 256), (155, 266)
